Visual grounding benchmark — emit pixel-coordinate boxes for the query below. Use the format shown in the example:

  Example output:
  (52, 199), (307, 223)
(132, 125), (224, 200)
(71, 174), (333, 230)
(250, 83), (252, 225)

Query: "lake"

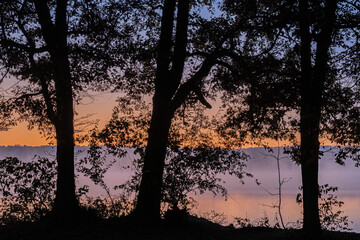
(0, 145), (359, 231)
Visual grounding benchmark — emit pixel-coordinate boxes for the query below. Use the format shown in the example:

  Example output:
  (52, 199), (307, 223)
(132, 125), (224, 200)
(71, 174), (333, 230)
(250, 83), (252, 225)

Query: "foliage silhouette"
(296, 184), (352, 231)
(85, 96), (252, 215)
(217, 0), (360, 235)
(0, 0), (145, 219)
(0, 155), (134, 223)
(109, 0), (279, 219)
(0, 0), (359, 236)
(0, 150), (354, 235)
(0, 157), (56, 224)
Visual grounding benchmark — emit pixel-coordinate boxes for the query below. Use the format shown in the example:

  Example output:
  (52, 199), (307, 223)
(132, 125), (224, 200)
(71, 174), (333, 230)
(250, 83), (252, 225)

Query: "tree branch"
(214, 59), (233, 70)
(193, 84), (212, 109)
(34, 1), (55, 49)
(169, 0), (190, 95)
(39, 73), (57, 124)
(253, 30), (282, 57)
(154, 0), (176, 92)
(13, 91), (43, 101)
(170, 56), (215, 112)
(334, 22), (360, 29)
(0, 67), (9, 84)
(0, 38), (48, 53)
(187, 51), (210, 58)
(28, 53), (57, 124)
(169, 16), (251, 112)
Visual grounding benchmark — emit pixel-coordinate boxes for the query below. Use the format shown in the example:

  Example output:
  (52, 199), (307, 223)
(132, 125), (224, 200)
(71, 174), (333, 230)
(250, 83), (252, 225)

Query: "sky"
(0, 78), (225, 147)
(0, 76), (334, 147)
(0, 88), (326, 148)
(0, 84), (119, 146)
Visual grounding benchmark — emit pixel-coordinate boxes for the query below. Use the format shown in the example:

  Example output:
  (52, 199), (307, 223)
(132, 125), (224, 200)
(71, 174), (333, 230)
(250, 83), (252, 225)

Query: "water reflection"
(191, 190), (360, 232)
(1, 146), (359, 231)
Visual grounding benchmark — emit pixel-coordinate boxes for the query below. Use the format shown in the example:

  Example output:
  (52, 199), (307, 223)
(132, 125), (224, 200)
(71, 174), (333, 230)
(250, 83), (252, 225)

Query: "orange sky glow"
(0, 91), (118, 146)
(0, 81), (334, 147)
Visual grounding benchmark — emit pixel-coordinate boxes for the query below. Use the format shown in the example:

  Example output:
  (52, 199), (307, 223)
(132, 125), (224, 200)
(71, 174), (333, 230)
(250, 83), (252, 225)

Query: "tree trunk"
(35, 0), (79, 220)
(134, 97), (173, 219)
(300, 103), (322, 234)
(51, 50), (78, 218)
(53, 117), (77, 217)
(299, 0), (337, 235)
(133, 0), (177, 219)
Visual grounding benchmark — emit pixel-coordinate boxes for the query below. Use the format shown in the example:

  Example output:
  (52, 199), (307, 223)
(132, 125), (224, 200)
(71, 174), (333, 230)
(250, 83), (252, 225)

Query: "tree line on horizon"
(0, 0), (360, 237)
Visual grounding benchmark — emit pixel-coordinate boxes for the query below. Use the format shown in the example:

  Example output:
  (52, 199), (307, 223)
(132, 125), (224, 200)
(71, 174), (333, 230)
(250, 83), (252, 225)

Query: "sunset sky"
(0, 82), (118, 146)
(0, 78), (331, 147)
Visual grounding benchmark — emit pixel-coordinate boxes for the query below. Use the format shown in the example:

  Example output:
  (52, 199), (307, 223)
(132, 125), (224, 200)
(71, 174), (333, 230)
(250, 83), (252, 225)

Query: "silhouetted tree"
(0, 0), (137, 220)
(322, 0), (360, 167)
(120, 0), (261, 219)
(298, 0), (338, 234)
(217, 0), (360, 235)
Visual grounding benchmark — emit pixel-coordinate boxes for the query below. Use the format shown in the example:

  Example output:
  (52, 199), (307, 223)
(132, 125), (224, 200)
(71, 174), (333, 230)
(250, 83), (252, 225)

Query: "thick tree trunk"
(35, 0), (79, 220)
(53, 118), (77, 217)
(133, 0), (177, 219)
(300, 103), (322, 234)
(52, 52), (78, 218)
(134, 97), (173, 219)
(299, 0), (337, 235)
(299, 0), (321, 231)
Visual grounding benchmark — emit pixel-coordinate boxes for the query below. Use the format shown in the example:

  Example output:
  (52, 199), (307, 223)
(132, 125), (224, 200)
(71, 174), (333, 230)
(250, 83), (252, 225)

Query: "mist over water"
(0, 146), (359, 231)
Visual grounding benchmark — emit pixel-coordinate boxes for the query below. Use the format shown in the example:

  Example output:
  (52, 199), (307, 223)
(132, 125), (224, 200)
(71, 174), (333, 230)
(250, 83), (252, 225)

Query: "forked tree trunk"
(299, 0), (337, 235)
(134, 0), (190, 219)
(35, 0), (79, 220)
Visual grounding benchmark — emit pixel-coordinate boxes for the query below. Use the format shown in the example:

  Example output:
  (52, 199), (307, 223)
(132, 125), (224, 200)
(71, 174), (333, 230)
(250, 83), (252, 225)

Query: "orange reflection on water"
(190, 190), (360, 231)
(191, 190), (302, 226)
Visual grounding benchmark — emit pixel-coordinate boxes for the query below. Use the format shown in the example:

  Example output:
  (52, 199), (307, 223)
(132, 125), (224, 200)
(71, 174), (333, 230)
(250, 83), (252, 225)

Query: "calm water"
(1, 146), (359, 231)
(77, 146), (360, 232)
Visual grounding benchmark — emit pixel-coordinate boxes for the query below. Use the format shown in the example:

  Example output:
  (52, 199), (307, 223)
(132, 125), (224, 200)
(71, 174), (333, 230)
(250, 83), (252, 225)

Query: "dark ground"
(0, 215), (359, 240)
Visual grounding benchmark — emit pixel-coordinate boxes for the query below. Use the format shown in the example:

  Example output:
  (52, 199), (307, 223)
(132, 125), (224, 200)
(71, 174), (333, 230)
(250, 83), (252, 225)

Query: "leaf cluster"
(0, 157), (56, 224)
(296, 184), (352, 231)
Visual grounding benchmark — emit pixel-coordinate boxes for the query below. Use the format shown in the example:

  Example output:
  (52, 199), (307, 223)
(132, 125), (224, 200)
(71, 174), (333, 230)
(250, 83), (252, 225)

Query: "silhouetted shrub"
(200, 210), (228, 225)
(296, 184), (352, 231)
(0, 155), (134, 224)
(234, 213), (271, 228)
(0, 157), (56, 224)
(80, 195), (134, 218)
(83, 96), (253, 214)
